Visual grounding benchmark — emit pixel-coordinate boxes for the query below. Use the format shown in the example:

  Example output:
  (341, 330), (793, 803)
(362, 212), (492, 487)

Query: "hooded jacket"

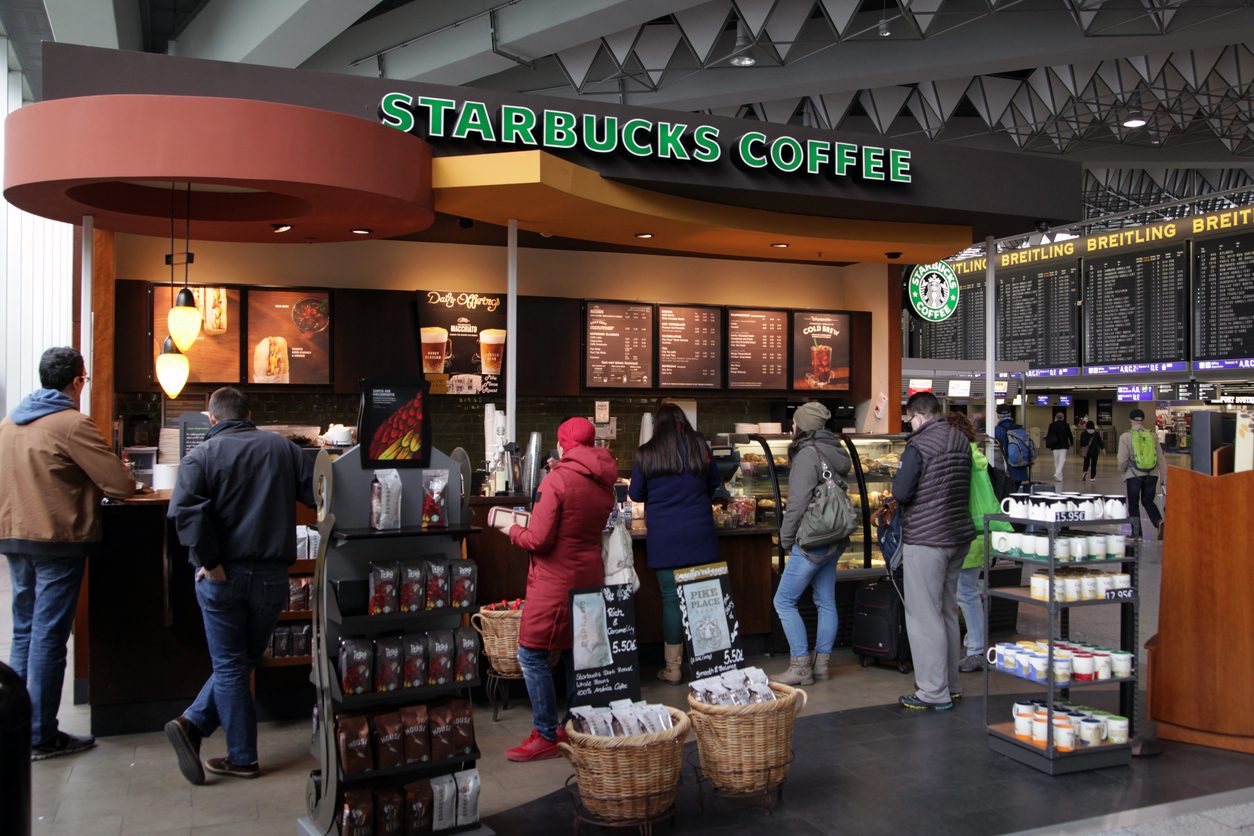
(0, 391), (135, 555)
(509, 442), (617, 650)
(779, 429), (853, 553)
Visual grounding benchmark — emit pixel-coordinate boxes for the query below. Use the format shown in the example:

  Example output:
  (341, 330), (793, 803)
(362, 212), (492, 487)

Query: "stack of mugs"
(991, 530), (1127, 562)
(1000, 492), (1129, 522)
(987, 639), (1135, 684)
(1010, 701), (1131, 751)
(1028, 568), (1132, 602)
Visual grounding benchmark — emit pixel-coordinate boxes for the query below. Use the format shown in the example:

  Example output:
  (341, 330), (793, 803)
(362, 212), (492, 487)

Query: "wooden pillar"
(887, 265), (903, 429)
(89, 228), (116, 442)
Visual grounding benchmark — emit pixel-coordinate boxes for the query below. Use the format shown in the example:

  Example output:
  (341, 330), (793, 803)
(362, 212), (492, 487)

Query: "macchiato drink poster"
(416, 290), (507, 396)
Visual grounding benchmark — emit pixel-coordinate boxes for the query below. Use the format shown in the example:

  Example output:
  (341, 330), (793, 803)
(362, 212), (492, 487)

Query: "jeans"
(656, 568), (683, 645)
(6, 554), (87, 745)
(955, 567), (985, 657)
(1126, 475), (1162, 534)
(773, 543), (843, 657)
(517, 645), (574, 742)
(184, 562), (288, 766)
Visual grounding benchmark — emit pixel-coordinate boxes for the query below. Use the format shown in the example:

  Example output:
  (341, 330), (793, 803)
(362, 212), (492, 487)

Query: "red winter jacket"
(509, 443), (617, 650)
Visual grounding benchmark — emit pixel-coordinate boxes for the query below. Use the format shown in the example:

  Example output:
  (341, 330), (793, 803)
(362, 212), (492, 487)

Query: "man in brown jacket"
(0, 346), (134, 759)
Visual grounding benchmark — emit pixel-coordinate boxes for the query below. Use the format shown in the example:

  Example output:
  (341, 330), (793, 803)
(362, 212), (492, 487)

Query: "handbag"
(873, 499), (904, 579)
(795, 447), (860, 550)
(601, 518), (640, 593)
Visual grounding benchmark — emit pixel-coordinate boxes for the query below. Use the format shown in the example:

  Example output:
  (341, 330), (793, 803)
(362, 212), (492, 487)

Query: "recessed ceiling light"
(730, 54), (756, 67)
(771, 242), (789, 248)
(351, 228), (372, 235)
(271, 223), (292, 233)
(1122, 115), (1148, 128)
(634, 232), (654, 239)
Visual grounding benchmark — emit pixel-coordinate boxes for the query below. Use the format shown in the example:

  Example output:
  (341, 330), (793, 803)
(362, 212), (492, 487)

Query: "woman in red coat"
(492, 417), (617, 761)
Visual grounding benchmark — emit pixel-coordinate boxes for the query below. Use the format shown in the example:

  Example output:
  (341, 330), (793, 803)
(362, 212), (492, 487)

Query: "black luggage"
(852, 577), (911, 674)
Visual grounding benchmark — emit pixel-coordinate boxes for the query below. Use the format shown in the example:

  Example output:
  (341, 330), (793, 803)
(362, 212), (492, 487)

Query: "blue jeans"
(773, 543), (843, 657)
(956, 567), (985, 657)
(517, 645), (574, 742)
(184, 562), (288, 766)
(6, 553), (86, 745)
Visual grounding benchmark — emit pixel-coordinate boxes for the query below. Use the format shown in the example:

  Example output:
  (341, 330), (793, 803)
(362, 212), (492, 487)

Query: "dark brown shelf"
(278, 610), (313, 622)
(259, 655), (312, 668)
(332, 675), (480, 711)
(333, 525), (479, 542)
(339, 748), (481, 785)
(989, 587), (1137, 608)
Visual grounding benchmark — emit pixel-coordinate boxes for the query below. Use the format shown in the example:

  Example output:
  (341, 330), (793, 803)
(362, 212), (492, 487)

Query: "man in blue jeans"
(166, 387), (314, 783)
(0, 347), (135, 759)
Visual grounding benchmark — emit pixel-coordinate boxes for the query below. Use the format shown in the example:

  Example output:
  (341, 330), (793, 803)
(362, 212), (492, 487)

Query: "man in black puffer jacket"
(891, 392), (975, 711)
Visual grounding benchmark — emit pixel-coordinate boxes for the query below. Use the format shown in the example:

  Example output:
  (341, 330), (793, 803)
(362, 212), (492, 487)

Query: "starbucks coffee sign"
(908, 262), (960, 322)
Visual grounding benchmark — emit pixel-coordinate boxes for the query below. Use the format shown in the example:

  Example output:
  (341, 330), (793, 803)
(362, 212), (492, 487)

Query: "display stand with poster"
(418, 289), (506, 395)
(357, 378), (432, 468)
(568, 584), (641, 707)
(675, 562), (744, 680)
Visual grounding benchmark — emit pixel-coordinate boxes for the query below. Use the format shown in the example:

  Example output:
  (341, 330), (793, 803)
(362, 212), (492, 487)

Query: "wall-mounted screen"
(246, 289), (332, 385)
(151, 285), (241, 383)
(417, 289), (506, 395)
(1194, 230), (1254, 367)
(791, 311), (851, 391)
(998, 263), (1080, 372)
(1083, 245), (1187, 372)
(919, 275), (985, 360)
(726, 308), (787, 390)
(584, 301), (654, 389)
(658, 305), (721, 389)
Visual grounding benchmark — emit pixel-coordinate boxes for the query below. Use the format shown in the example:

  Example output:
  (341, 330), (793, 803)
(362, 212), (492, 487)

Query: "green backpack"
(1130, 428), (1158, 472)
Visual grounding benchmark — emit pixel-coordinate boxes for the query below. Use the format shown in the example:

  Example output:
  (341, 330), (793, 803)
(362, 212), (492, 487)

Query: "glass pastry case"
(839, 433), (910, 573)
(715, 433), (793, 532)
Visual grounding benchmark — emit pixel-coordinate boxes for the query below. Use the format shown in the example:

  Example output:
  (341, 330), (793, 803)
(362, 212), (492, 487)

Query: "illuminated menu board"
(727, 308), (787, 389)
(1194, 231), (1254, 368)
(791, 311), (851, 391)
(151, 285), (241, 383)
(246, 289), (331, 385)
(920, 276), (985, 360)
(658, 305), (722, 389)
(584, 301), (654, 388)
(1083, 245), (1188, 374)
(998, 263), (1080, 374)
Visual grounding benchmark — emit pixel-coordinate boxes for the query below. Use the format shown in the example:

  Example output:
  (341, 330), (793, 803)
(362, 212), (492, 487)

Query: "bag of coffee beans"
(335, 714), (372, 775)
(340, 789), (373, 836)
(369, 562), (399, 615)
(428, 702), (455, 761)
(340, 639), (373, 695)
(272, 625), (292, 658)
(399, 562), (426, 613)
(426, 631), (453, 686)
(455, 768), (481, 827)
(424, 560), (449, 610)
(293, 623), (312, 657)
(404, 779), (433, 835)
(375, 638), (403, 693)
(399, 704), (430, 763)
(448, 698), (475, 756)
(453, 628), (479, 683)
(450, 562), (477, 609)
(373, 711), (405, 770)
(403, 634), (427, 690)
(430, 774), (457, 832)
(375, 787), (404, 836)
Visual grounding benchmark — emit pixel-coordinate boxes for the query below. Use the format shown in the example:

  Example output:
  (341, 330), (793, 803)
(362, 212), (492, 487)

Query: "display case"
(840, 433), (909, 573)
(716, 433), (793, 532)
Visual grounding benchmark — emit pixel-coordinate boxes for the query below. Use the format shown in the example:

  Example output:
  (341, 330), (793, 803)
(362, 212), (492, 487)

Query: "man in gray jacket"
(892, 392), (975, 710)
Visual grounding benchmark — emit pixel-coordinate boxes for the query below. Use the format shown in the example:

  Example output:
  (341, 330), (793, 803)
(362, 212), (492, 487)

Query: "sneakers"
(165, 716), (205, 785)
(204, 757), (260, 779)
(505, 728), (561, 762)
(899, 694), (953, 711)
(31, 731), (95, 761)
(959, 654), (985, 673)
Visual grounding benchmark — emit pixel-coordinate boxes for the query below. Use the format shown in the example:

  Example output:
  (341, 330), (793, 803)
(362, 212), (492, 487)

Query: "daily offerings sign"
(380, 94), (914, 183)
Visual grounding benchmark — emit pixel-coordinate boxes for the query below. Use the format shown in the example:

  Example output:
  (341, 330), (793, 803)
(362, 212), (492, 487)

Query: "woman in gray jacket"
(773, 402), (853, 685)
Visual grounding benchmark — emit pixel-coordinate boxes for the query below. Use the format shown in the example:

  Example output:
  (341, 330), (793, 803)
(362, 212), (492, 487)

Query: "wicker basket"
(558, 707), (690, 823)
(470, 608), (522, 677)
(687, 682), (807, 796)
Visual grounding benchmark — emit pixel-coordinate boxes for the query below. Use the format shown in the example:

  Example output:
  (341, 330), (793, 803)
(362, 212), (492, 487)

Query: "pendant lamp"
(156, 336), (190, 399)
(166, 183), (202, 351)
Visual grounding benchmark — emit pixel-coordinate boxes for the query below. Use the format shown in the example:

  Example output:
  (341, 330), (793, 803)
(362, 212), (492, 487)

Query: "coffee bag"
(339, 639), (373, 695)
(335, 714), (372, 775)
(369, 562), (399, 616)
(399, 704), (430, 763)
(375, 638), (404, 693)
(403, 779), (433, 835)
(375, 787), (404, 836)
(372, 712), (405, 770)
(453, 627), (479, 683)
(399, 562), (426, 613)
(403, 634), (427, 690)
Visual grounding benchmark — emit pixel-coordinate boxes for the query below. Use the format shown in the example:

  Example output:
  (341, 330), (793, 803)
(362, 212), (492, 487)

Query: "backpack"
(1130, 428), (1158, 472)
(1005, 426), (1036, 469)
(796, 446), (860, 551)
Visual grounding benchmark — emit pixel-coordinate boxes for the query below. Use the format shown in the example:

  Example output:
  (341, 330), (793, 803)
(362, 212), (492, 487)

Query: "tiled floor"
(1, 453), (1214, 836)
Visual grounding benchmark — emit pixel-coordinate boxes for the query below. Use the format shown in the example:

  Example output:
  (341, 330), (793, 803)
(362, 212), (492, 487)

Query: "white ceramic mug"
(992, 531), (1015, 554)
(1034, 535), (1051, 558)
(1106, 534), (1126, 559)
(1055, 723), (1076, 752)
(1001, 494), (1030, 518)
(1053, 539), (1072, 561)
(1079, 718), (1107, 746)
(1033, 713), (1050, 746)
(1111, 651), (1134, 677)
(1096, 575), (1114, 596)
(1087, 535), (1106, 559)
(1030, 575), (1049, 601)
(1014, 713), (1033, 740)
(1106, 715), (1129, 744)
(1013, 700), (1036, 718)
(1052, 657), (1072, 684)
(1104, 496), (1128, 518)
(1063, 578), (1080, 602)
(1073, 653), (1095, 681)
(1030, 655), (1049, 682)
(1093, 651), (1112, 680)
(1069, 538), (1087, 561)
(1112, 573), (1132, 590)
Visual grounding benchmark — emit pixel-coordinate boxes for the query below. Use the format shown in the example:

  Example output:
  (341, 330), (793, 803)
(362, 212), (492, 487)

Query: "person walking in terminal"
(994, 406), (1034, 489)
(773, 402), (853, 686)
(1080, 421), (1105, 482)
(629, 403), (723, 685)
(892, 392), (975, 711)
(165, 387), (315, 784)
(1046, 412), (1074, 483)
(1118, 409), (1166, 540)
(0, 346), (135, 760)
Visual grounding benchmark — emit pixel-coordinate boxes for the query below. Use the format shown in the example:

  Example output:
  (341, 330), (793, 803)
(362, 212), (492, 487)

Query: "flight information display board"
(1194, 230), (1254, 367)
(1083, 245), (1188, 374)
(727, 308), (787, 389)
(998, 263), (1080, 373)
(658, 305), (722, 389)
(919, 276), (985, 361)
(585, 301), (654, 388)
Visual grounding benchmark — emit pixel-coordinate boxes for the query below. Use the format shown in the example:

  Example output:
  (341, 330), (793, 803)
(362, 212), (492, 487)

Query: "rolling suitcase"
(852, 577), (911, 674)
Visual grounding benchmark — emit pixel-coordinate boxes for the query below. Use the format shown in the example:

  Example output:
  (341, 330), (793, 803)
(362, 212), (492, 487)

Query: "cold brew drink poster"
(417, 290), (506, 395)
(792, 311), (851, 390)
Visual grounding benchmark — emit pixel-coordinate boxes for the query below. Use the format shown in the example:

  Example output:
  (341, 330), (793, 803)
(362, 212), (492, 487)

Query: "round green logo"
(908, 262), (960, 322)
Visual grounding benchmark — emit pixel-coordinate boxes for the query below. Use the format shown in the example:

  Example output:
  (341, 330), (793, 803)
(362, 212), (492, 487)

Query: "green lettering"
(417, 96), (456, 137)
(657, 122), (690, 160)
(582, 113), (618, 153)
(500, 105), (537, 145)
(805, 139), (830, 175)
(769, 136), (803, 172)
(834, 142), (858, 177)
(451, 100), (496, 141)
(380, 93), (414, 133)
(738, 132), (768, 168)
(692, 125), (721, 162)
(622, 118), (653, 157)
(862, 146), (885, 180)
(889, 148), (912, 183)
(543, 110), (577, 148)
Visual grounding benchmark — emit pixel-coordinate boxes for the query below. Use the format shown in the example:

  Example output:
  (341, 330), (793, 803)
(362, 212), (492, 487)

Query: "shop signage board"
(416, 289), (506, 395)
(674, 562), (744, 680)
(908, 378), (933, 396)
(727, 308), (788, 390)
(150, 284), (241, 383)
(658, 305), (722, 389)
(1116, 385), (1155, 402)
(1085, 362), (1189, 375)
(246, 289), (331, 385)
(948, 379), (971, 398)
(1096, 399), (1114, 425)
(791, 311), (851, 391)
(1026, 367), (1081, 378)
(356, 378), (432, 468)
(908, 262), (960, 322)
(584, 301), (654, 388)
(1058, 395), (1073, 406)
(569, 584), (641, 707)
(179, 412), (211, 458)
(1035, 395), (1052, 406)
(1196, 359), (1254, 370)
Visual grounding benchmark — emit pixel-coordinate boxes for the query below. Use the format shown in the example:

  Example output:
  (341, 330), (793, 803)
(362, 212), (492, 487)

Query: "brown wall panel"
(517, 296), (580, 396)
(332, 289), (422, 393)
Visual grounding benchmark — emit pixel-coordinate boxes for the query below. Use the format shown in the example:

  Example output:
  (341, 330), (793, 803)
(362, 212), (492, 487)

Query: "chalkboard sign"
(569, 584), (641, 707)
(674, 562), (744, 680)
(179, 412), (211, 459)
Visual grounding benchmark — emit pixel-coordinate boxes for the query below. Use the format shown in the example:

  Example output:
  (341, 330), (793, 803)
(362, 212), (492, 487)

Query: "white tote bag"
(601, 519), (640, 593)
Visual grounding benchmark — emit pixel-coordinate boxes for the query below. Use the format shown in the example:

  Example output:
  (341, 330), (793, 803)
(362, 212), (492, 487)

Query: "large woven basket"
(558, 707), (690, 823)
(687, 682), (807, 795)
(470, 608), (522, 677)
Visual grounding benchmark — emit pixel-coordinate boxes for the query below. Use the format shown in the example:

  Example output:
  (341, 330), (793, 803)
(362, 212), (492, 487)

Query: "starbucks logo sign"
(908, 262), (960, 322)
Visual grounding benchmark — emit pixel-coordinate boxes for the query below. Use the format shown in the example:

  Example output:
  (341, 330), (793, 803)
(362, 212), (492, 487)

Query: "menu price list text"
(727, 309), (787, 389)
(997, 264), (1080, 369)
(1194, 230), (1254, 363)
(585, 302), (654, 389)
(658, 305), (722, 389)
(920, 279), (985, 361)
(1083, 245), (1187, 367)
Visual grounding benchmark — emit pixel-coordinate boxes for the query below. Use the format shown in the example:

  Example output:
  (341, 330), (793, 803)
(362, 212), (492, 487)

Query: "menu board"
(727, 308), (787, 389)
(658, 305), (722, 389)
(357, 378), (431, 468)
(151, 285), (241, 382)
(1194, 231), (1254, 365)
(919, 277), (985, 360)
(585, 301), (653, 388)
(792, 311), (851, 390)
(246, 289), (331, 385)
(417, 290), (506, 395)
(997, 263), (1080, 371)
(1083, 245), (1187, 371)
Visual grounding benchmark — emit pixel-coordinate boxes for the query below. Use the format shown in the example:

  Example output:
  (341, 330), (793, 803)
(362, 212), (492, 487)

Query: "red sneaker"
(556, 725), (570, 744)
(505, 729), (560, 762)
